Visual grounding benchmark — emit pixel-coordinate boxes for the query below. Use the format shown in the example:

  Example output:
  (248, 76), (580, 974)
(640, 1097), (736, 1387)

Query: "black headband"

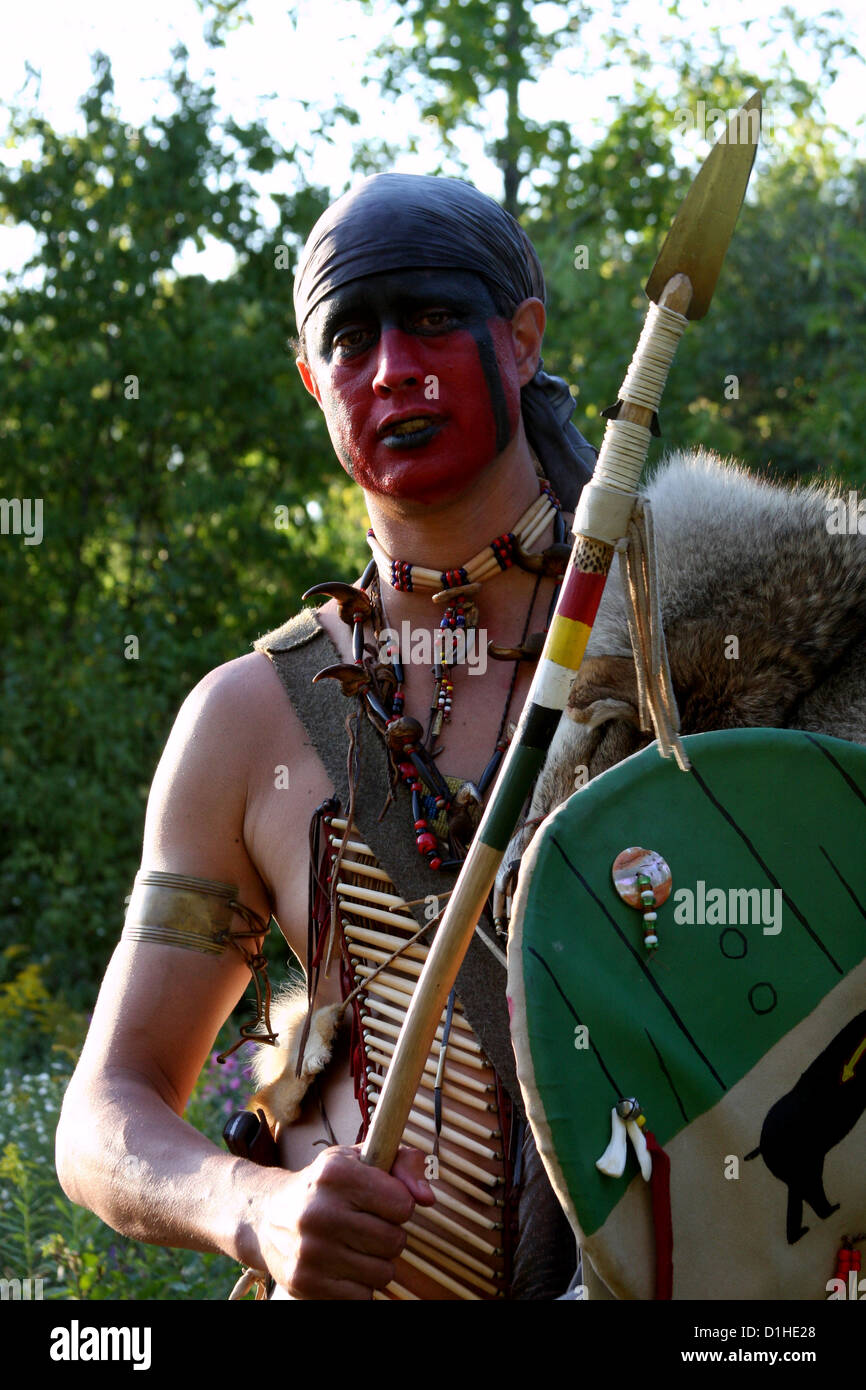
(294, 173), (595, 508)
(294, 173), (546, 330)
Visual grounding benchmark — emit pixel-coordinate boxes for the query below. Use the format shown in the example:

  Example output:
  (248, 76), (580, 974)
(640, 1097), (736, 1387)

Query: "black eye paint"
(469, 323), (512, 455)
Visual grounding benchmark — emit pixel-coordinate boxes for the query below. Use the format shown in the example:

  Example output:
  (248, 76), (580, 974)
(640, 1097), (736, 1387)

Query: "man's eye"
(416, 309), (455, 330)
(333, 327), (371, 352)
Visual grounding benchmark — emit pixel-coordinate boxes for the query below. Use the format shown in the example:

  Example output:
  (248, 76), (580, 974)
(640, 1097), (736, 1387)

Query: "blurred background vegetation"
(1, 0), (863, 1297)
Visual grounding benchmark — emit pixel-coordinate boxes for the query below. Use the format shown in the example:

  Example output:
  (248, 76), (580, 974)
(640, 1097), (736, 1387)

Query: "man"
(55, 173), (595, 1299)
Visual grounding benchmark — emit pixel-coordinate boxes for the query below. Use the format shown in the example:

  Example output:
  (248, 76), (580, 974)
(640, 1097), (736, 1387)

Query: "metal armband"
(123, 869), (278, 1060)
(123, 870), (243, 955)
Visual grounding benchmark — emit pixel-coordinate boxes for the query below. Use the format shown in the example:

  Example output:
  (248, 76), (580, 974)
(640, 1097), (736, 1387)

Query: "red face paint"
(303, 270), (523, 505)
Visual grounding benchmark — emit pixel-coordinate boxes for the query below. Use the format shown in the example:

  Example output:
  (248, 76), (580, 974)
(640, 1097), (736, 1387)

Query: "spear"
(361, 92), (762, 1172)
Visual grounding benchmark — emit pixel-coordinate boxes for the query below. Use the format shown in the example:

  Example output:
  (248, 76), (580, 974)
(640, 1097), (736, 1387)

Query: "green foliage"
(0, 1021), (252, 1299)
(0, 47), (368, 1005)
(362, 0), (609, 212)
(195, 0), (256, 49)
(0, 950), (54, 1032)
(531, 105), (866, 483)
(0, 47), (337, 642)
(533, 92), (866, 483)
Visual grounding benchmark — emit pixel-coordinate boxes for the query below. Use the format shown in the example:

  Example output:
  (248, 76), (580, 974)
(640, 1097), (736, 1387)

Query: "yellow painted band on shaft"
(546, 614), (592, 670)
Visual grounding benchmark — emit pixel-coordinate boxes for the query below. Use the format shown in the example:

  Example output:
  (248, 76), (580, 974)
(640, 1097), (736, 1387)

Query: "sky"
(1, 0), (864, 281)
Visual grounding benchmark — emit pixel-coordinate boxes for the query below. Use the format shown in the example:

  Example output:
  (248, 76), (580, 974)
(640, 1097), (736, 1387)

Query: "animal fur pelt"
(505, 449), (866, 873)
(248, 985), (344, 1129)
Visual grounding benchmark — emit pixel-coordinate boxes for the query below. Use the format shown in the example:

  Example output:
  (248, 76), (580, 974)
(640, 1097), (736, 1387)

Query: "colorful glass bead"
(612, 847), (672, 953)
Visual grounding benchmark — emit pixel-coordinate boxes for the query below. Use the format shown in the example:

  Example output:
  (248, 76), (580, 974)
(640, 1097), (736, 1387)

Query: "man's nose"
(372, 327), (424, 395)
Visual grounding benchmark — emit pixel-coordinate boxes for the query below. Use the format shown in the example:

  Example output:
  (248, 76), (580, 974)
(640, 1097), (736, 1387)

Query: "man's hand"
(258, 1144), (435, 1299)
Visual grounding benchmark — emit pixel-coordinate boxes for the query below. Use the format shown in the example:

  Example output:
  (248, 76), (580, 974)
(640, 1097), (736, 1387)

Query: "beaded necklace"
(306, 481), (569, 873)
(366, 568), (538, 870)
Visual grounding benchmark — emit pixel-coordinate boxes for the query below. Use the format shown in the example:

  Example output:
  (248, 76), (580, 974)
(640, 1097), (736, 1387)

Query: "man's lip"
(376, 412), (442, 438)
(379, 420), (443, 450)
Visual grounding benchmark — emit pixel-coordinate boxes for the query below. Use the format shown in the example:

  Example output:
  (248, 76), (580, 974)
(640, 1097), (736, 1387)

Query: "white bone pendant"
(626, 1117), (653, 1182)
(596, 1107), (628, 1176)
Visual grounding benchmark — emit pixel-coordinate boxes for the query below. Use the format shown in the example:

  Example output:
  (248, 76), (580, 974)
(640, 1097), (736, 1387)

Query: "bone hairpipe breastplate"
(328, 815), (511, 1300)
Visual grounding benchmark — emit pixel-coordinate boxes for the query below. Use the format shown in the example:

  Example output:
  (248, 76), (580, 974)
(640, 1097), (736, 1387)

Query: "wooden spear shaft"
(361, 274), (694, 1172)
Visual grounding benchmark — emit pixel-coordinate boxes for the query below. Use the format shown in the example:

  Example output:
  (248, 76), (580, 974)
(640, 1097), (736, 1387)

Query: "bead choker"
(366, 481), (560, 593)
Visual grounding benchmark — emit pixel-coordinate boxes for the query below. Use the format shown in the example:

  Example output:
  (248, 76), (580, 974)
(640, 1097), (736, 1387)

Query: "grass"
(0, 957), (270, 1302)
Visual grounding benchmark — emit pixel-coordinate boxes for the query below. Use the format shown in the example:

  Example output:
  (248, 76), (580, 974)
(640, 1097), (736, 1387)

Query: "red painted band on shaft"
(558, 567), (608, 628)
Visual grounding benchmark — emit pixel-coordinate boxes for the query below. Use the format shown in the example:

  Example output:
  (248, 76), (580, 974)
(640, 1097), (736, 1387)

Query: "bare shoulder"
(170, 649), (297, 744)
(141, 619), (343, 961)
(149, 649), (314, 789)
(173, 610), (346, 764)
(139, 652), (307, 910)
(61, 645), (339, 1131)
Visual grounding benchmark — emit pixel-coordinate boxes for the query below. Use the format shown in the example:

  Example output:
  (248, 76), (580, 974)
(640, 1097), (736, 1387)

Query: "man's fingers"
(317, 1146), (417, 1224)
(337, 1210), (408, 1261)
(289, 1234), (396, 1299)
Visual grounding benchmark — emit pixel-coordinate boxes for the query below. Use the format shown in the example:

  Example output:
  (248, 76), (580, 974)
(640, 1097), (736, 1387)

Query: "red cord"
(645, 1130), (673, 1300)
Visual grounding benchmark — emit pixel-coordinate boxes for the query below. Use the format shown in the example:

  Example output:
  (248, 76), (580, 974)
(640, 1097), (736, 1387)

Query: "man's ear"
(297, 359), (322, 405)
(510, 297), (545, 387)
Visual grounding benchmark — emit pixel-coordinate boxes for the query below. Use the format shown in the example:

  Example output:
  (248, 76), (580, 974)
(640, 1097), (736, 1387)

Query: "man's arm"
(55, 655), (432, 1298)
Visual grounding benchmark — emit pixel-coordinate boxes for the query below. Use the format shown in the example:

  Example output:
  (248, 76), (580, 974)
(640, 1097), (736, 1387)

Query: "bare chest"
(243, 622), (536, 968)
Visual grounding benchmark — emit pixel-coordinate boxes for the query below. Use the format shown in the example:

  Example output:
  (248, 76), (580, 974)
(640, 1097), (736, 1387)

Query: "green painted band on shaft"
(479, 742), (548, 852)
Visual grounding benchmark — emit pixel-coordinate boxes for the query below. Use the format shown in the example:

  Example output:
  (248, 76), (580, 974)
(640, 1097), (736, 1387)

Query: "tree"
(0, 47), (367, 996)
(360, 0), (866, 482)
(362, 0), (601, 215)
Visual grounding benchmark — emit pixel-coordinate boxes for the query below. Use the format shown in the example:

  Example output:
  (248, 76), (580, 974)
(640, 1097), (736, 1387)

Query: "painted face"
(301, 269), (524, 504)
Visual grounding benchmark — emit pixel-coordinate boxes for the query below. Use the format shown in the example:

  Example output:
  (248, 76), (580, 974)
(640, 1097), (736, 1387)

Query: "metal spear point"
(361, 92), (762, 1175)
(645, 92), (761, 319)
